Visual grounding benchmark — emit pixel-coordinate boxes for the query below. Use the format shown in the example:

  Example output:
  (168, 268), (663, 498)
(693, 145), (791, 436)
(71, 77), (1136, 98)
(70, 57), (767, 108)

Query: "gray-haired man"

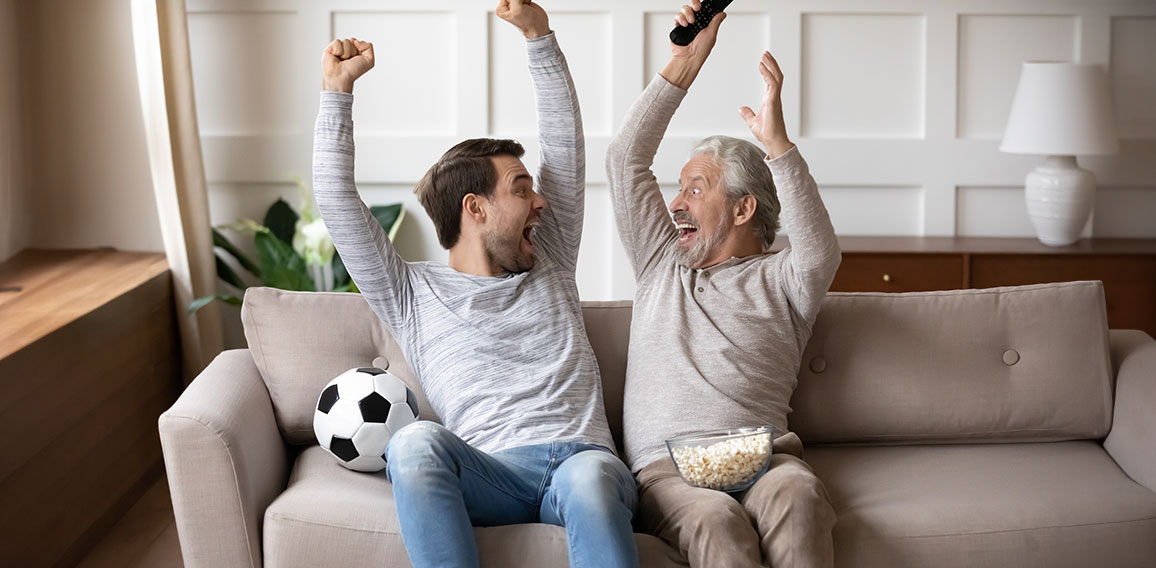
(606, 3), (841, 566)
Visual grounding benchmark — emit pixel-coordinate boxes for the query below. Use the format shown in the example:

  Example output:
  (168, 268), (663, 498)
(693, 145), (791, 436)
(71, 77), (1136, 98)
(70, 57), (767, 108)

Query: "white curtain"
(131, 0), (223, 383)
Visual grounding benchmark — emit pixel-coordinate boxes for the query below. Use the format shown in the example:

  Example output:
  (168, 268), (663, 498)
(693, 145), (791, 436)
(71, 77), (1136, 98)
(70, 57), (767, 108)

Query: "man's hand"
(322, 38), (374, 94)
(497, 0), (550, 39)
(661, 0), (727, 90)
(740, 51), (794, 159)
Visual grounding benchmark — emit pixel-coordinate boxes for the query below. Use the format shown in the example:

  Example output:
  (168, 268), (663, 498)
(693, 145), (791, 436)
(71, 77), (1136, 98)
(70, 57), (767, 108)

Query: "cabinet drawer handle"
(882, 274), (892, 283)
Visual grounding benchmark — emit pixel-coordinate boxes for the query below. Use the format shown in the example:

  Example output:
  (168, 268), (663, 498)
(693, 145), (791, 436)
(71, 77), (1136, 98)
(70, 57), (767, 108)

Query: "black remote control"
(669, 0), (735, 46)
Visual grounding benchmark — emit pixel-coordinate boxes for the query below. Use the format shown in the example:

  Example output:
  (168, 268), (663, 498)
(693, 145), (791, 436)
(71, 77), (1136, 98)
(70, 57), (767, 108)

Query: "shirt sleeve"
(313, 90), (412, 333)
(605, 75), (688, 283)
(523, 32), (585, 273)
(766, 147), (841, 324)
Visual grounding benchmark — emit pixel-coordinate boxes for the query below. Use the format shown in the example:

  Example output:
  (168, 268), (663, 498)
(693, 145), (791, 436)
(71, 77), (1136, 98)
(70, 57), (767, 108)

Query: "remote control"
(669, 0), (735, 46)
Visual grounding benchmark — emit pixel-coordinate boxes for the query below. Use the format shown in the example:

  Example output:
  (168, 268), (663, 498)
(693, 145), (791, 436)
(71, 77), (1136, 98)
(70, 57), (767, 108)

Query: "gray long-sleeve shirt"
(312, 33), (614, 455)
(608, 75), (841, 472)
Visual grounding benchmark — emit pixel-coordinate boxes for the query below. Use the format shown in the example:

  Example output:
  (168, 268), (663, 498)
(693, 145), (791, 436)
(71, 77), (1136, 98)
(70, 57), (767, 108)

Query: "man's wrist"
(523, 27), (550, 39)
(323, 78), (354, 94)
(661, 57), (704, 90)
(764, 138), (795, 160)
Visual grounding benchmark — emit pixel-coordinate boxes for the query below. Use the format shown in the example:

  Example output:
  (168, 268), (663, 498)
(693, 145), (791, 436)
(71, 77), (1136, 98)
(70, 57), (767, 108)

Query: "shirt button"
(697, 287), (704, 293)
(703, 270), (710, 277)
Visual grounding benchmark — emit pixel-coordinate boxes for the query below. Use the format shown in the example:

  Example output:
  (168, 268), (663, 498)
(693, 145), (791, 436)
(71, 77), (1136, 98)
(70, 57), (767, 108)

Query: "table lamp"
(1000, 62), (1119, 246)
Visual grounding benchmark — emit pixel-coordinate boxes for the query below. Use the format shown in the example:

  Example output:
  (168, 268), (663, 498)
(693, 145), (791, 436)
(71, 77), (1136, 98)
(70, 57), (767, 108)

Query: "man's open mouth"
(675, 223), (698, 245)
(522, 224), (537, 248)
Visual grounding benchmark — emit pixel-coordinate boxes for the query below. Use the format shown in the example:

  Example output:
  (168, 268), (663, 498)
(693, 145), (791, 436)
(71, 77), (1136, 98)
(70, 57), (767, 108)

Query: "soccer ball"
(313, 367), (420, 472)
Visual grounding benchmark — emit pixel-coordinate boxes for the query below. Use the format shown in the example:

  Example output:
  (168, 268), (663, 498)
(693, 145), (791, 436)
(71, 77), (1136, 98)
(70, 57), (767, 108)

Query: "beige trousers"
(636, 433), (836, 568)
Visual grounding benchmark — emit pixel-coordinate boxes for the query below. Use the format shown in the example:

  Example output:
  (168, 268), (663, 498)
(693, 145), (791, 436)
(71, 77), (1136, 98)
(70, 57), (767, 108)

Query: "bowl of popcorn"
(665, 426), (774, 493)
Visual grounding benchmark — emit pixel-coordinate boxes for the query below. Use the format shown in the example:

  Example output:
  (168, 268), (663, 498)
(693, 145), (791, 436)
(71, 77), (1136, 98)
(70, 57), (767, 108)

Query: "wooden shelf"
(0, 248), (170, 360)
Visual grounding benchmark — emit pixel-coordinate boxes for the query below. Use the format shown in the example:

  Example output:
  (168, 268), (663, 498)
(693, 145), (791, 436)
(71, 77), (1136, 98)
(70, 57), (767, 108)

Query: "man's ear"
(733, 194), (757, 227)
(462, 193), (486, 224)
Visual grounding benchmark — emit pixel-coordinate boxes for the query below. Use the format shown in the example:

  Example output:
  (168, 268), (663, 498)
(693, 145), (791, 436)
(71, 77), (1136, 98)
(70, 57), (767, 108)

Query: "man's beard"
(483, 228), (535, 274)
(673, 209), (732, 269)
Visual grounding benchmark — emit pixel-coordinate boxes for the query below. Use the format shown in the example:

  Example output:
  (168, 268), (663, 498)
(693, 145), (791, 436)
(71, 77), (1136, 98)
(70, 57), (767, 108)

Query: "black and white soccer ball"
(313, 367), (420, 472)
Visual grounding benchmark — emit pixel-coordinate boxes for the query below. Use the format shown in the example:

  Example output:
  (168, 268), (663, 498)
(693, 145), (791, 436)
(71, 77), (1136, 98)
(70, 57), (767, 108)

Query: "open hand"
(497, 0), (550, 39)
(322, 38), (374, 93)
(739, 51), (793, 158)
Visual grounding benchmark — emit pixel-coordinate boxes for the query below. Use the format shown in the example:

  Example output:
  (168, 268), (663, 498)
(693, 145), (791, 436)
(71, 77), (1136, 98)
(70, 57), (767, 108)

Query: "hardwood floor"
(76, 476), (183, 568)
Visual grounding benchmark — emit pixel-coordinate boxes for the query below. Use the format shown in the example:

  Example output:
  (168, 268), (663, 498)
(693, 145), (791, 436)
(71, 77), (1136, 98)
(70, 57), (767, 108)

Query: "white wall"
(19, 0), (163, 254)
(187, 0), (1156, 301)
(0, 0), (25, 262)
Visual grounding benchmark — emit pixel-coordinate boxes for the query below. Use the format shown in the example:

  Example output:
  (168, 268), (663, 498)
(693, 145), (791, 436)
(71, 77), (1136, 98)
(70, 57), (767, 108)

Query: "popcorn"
(670, 431), (771, 491)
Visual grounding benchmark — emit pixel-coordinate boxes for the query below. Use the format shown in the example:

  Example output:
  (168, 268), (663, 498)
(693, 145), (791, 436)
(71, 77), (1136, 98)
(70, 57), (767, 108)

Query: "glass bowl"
(665, 426), (774, 493)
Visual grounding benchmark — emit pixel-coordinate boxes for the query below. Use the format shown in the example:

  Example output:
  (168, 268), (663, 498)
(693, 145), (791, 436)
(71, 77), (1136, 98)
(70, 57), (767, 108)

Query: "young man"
(312, 1), (637, 567)
(607, 3), (841, 567)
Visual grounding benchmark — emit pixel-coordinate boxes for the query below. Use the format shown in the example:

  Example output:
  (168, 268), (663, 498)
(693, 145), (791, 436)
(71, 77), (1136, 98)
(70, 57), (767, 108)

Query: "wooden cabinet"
(0, 249), (180, 567)
(786, 237), (1156, 336)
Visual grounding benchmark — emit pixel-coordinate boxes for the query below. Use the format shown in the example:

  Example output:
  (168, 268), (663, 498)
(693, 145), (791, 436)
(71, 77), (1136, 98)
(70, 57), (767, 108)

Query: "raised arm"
(606, 3), (727, 281)
(740, 52), (841, 322)
(497, 0), (585, 271)
(313, 38), (412, 332)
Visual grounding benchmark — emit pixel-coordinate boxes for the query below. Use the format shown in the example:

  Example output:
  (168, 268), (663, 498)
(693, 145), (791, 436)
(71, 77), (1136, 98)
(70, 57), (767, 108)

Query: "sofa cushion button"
(1002, 350), (1020, 366)
(810, 357), (827, 373)
(372, 356), (390, 370)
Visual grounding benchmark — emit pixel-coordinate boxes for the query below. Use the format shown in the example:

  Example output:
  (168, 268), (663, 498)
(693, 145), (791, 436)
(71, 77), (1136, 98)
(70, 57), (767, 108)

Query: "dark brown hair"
(414, 138), (526, 249)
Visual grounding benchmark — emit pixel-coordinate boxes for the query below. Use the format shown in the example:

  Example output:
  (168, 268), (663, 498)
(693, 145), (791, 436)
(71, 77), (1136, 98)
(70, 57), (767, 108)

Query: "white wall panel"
(801, 14), (925, 139)
(955, 186), (1036, 237)
(957, 15), (1077, 140)
(815, 186), (924, 236)
(644, 12), (771, 137)
(1110, 17), (1156, 140)
(491, 12), (613, 137)
(1094, 187), (1156, 238)
(333, 12), (457, 136)
(188, 12), (299, 136)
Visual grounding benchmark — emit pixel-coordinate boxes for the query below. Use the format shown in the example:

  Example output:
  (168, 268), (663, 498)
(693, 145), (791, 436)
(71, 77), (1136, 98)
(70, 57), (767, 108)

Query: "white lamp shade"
(1000, 62), (1119, 156)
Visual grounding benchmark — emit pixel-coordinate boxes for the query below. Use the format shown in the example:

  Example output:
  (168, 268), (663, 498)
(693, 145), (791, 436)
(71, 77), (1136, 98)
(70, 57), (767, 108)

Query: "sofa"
(160, 280), (1156, 567)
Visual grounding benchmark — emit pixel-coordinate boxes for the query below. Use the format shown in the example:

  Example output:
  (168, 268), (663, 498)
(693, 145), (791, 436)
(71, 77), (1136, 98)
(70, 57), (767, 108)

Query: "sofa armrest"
(1104, 330), (1156, 493)
(159, 349), (290, 568)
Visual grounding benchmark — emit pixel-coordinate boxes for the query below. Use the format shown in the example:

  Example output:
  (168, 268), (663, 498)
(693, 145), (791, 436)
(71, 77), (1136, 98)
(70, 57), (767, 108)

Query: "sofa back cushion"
(790, 281), (1114, 444)
(241, 288), (440, 444)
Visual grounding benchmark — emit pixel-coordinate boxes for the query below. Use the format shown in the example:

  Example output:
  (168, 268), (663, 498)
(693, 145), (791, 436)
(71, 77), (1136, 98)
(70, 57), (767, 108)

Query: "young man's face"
(481, 155), (545, 273)
(669, 156), (735, 269)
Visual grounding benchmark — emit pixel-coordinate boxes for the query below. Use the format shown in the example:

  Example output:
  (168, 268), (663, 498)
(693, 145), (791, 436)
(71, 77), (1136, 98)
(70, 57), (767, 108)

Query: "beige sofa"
(160, 281), (1156, 567)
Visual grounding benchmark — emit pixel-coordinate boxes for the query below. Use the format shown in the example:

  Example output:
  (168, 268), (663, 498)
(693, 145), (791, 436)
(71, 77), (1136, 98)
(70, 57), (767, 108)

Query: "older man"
(607, 3), (841, 567)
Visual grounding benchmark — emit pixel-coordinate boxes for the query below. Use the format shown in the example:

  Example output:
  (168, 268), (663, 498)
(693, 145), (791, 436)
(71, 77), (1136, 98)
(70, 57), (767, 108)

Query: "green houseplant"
(189, 176), (404, 312)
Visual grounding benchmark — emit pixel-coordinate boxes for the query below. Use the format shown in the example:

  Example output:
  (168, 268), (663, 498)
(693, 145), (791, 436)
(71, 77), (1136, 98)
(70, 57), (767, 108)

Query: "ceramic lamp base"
(1024, 155), (1095, 247)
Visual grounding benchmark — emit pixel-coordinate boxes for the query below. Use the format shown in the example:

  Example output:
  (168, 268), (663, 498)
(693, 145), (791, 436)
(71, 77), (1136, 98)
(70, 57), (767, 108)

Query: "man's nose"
(669, 192), (686, 213)
(534, 191), (547, 211)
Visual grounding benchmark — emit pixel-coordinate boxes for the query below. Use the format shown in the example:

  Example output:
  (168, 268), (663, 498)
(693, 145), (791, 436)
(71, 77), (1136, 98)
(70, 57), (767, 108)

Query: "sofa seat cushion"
(807, 442), (1156, 568)
(263, 446), (687, 568)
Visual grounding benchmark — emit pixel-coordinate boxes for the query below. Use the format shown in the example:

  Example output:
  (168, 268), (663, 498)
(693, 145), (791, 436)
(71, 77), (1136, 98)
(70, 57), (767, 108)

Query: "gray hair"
(690, 136), (781, 249)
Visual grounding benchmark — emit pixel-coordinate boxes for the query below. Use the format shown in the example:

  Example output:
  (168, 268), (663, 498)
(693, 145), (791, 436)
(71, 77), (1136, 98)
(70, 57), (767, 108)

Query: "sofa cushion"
(807, 442), (1156, 568)
(791, 281), (1113, 444)
(263, 446), (688, 567)
(241, 288), (438, 444)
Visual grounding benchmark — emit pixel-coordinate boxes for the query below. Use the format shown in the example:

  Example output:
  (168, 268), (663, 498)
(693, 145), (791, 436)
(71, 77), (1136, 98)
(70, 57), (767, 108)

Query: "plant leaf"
(256, 231), (315, 291)
(264, 198), (298, 246)
(187, 294), (242, 313)
(215, 254), (247, 290)
(370, 204), (405, 241)
(212, 227), (261, 277)
(332, 249), (351, 289)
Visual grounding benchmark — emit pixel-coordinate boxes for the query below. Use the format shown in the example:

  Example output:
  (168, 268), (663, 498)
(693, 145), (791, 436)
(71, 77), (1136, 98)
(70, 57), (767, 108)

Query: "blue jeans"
(385, 421), (639, 568)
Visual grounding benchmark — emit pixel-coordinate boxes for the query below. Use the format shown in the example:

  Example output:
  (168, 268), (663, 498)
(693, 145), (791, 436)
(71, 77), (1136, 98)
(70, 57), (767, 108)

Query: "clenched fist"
(496, 0), (550, 39)
(322, 38), (374, 93)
